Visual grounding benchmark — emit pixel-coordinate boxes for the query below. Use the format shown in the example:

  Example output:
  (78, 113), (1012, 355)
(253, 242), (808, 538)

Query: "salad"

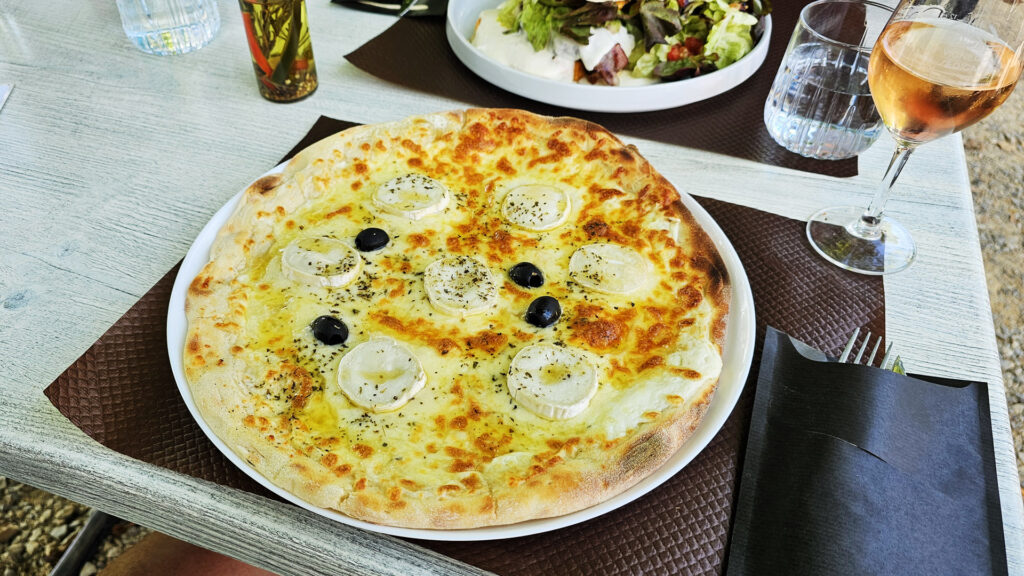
(471, 0), (771, 86)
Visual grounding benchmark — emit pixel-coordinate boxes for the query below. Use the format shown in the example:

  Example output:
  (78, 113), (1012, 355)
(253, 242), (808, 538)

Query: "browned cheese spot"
(454, 122), (498, 163)
(437, 484), (461, 496)
(527, 137), (572, 168)
(371, 312), (461, 356)
(407, 233), (430, 248)
(569, 305), (633, 350)
(638, 356), (665, 373)
(449, 459), (475, 473)
(582, 219), (609, 238)
(324, 205), (353, 219)
(503, 281), (532, 301)
(444, 446), (472, 458)
(464, 330), (508, 355)
(496, 156), (516, 175)
(460, 475), (482, 491)
(473, 432), (512, 459)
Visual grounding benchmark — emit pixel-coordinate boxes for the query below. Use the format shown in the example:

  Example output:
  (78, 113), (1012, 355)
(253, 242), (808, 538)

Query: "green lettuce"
(633, 43), (672, 77)
(497, 0), (572, 51)
(702, 0), (758, 67)
(497, 0), (521, 30)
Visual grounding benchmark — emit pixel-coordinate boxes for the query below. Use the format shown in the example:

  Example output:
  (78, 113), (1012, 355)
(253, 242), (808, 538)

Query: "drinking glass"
(764, 0), (891, 160)
(807, 0), (1024, 275)
(116, 0), (220, 56)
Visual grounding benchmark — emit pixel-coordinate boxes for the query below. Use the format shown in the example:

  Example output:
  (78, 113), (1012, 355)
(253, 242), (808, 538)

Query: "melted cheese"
(231, 117), (724, 500)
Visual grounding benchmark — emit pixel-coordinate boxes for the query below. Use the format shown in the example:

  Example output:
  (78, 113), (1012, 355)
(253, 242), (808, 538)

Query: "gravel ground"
(1, 95), (1022, 574)
(963, 87), (1024, 490)
(0, 478), (149, 575)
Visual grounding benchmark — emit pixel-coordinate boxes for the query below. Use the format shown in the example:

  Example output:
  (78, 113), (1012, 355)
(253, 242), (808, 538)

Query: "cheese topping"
(501, 184), (571, 231)
(569, 243), (650, 295)
(373, 173), (450, 220)
(281, 237), (362, 288)
(334, 337), (426, 412)
(423, 255), (499, 316)
(507, 343), (599, 420)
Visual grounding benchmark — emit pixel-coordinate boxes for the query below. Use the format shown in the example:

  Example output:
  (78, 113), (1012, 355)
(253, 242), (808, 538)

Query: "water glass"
(764, 0), (892, 160)
(116, 0), (221, 56)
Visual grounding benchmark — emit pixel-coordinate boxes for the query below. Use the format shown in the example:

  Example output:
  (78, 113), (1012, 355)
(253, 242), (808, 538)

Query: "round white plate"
(445, 0), (772, 113)
(167, 162), (756, 541)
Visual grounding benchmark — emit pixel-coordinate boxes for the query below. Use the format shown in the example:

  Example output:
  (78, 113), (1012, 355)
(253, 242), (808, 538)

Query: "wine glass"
(807, 0), (1024, 275)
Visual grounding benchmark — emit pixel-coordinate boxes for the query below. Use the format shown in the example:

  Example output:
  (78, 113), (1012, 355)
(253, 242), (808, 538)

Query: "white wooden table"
(0, 1), (1020, 574)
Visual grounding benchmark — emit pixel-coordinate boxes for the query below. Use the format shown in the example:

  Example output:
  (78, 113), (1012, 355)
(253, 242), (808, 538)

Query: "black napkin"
(727, 327), (1007, 576)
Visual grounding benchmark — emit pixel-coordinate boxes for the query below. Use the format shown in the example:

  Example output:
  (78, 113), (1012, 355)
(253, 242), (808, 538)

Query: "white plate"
(445, 0), (772, 113)
(167, 162), (756, 541)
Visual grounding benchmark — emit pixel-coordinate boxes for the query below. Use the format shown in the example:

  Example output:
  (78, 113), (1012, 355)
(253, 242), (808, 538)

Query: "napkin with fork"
(727, 327), (1007, 576)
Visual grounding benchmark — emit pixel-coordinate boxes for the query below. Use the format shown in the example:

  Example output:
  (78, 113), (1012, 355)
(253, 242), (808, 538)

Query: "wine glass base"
(806, 206), (917, 275)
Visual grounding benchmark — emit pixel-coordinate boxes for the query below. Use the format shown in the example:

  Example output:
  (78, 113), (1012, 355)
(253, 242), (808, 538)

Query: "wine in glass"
(807, 0), (1024, 275)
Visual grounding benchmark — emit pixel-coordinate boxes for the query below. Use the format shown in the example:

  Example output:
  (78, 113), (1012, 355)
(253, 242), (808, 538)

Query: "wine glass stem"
(854, 143), (915, 238)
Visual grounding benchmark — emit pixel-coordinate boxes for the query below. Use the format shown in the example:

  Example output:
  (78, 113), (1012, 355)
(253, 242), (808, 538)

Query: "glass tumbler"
(763, 0), (892, 160)
(116, 0), (221, 56)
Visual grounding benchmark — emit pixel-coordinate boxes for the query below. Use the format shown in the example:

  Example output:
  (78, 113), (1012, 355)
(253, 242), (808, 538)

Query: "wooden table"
(0, 1), (1020, 574)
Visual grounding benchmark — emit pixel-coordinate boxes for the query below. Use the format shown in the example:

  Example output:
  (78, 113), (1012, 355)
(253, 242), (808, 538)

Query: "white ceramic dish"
(445, 0), (772, 113)
(167, 161), (756, 541)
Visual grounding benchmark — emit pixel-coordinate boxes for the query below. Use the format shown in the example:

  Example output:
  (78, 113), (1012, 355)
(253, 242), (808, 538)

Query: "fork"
(839, 327), (904, 373)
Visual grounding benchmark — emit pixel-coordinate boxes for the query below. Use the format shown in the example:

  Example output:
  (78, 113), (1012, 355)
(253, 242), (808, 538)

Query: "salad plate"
(446, 0), (771, 113)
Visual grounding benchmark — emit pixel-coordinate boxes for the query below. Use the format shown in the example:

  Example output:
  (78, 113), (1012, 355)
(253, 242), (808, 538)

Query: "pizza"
(184, 108), (730, 529)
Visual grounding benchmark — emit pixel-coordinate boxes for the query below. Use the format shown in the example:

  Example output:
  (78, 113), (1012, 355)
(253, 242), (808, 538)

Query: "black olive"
(509, 262), (544, 288)
(355, 227), (389, 251)
(525, 296), (561, 328)
(311, 315), (348, 345)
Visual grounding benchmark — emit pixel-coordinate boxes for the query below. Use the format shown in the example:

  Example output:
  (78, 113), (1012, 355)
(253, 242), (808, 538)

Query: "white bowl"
(445, 0), (772, 113)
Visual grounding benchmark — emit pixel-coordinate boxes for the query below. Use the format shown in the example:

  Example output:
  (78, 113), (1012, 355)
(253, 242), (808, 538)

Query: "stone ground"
(1, 94), (1022, 574)
(964, 87), (1024, 492)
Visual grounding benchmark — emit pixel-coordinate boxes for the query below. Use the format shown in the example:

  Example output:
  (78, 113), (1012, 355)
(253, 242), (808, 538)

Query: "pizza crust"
(184, 109), (730, 529)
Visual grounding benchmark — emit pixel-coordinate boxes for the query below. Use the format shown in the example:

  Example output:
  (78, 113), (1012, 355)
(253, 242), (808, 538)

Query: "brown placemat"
(343, 0), (859, 178)
(45, 115), (883, 575)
